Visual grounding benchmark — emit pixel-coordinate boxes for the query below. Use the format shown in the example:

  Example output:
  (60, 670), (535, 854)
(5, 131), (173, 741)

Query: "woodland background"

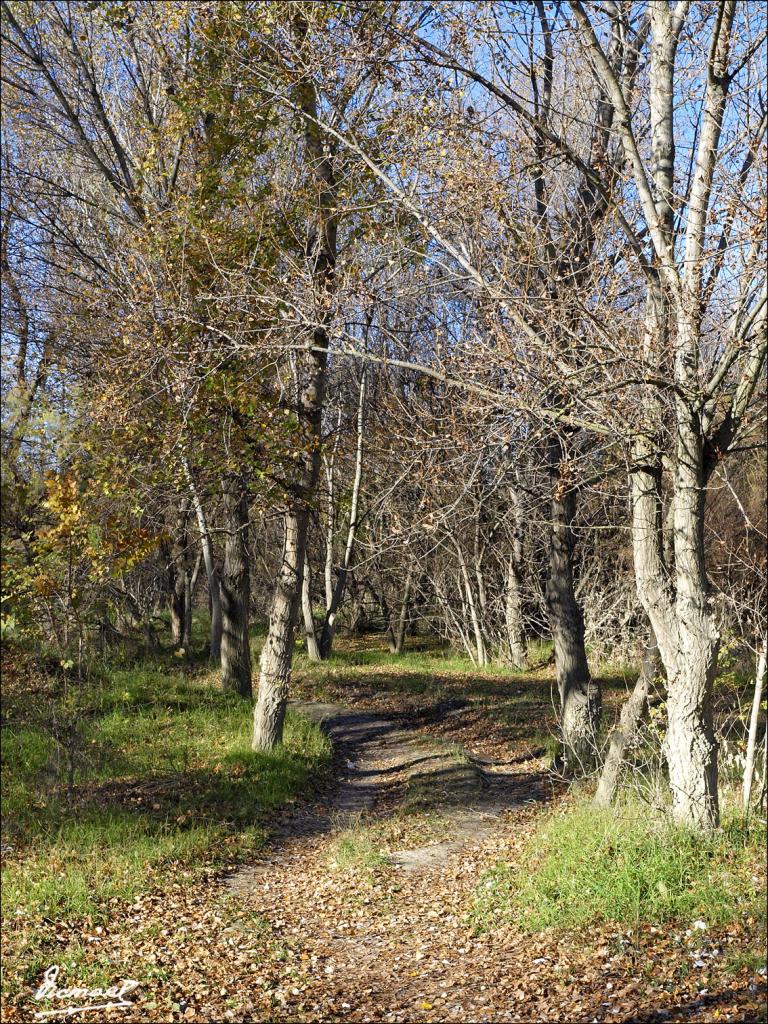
(1, 2), (766, 1021)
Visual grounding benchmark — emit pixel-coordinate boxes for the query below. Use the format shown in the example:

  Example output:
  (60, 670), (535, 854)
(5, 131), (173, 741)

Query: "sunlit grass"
(472, 797), (767, 933)
(1, 663), (330, 921)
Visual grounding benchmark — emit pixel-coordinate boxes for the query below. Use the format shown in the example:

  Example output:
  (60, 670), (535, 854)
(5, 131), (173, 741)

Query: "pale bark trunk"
(665, 648), (719, 828)
(220, 474), (252, 698)
(630, 409), (720, 830)
(301, 551), (321, 662)
(455, 541), (487, 667)
(473, 506), (488, 615)
(253, 508), (308, 749)
(324, 470), (335, 610)
(659, 2), (737, 831)
(184, 459), (222, 663)
(504, 485), (527, 669)
(595, 631), (658, 807)
(435, 576), (476, 663)
(252, 20), (334, 749)
(546, 448), (600, 769)
(743, 638), (767, 811)
(323, 411), (342, 610)
(574, 0), (743, 830)
(319, 370), (366, 659)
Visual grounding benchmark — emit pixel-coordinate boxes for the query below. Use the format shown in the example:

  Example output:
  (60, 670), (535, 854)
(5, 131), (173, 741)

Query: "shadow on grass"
(624, 983), (767, 1023)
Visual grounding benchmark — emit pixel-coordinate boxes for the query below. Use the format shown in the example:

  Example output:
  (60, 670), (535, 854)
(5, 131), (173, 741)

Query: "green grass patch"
(327, 823), (389, 875)
(1, 662), (331, 922)
(472, 799), (766, 933)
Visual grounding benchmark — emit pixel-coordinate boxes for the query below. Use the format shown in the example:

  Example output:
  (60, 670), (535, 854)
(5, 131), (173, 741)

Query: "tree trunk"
(170, 572), (185, 647)
(504, 484), (527, 669)
(301, 550), (321, 662)
(387, 567), (413, 655)
(184, 550), (202, 649)
(184, 458), (222, 663)
(163, 508), (189, 648)
(323, 413), (342, 610)
(455, 541), (488, 667)
(595, 630), (658, 807)
(319, 369), (366, 659)
(253, 507), (308, 749)
(630, 412), (720, 830)
(252, 18), (335, 749)
(546, 447), (600, 769)
(665, 643), (719, 828)
(183, 569), (192, 650)
(504, 553), (527, 670)
(220, 473), (252, 698)
(743, 638), (767, 812)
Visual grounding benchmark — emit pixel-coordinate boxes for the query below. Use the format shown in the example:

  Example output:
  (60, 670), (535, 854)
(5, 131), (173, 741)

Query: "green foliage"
(1, 662), (331, 921)
(472, 800), (766, 933)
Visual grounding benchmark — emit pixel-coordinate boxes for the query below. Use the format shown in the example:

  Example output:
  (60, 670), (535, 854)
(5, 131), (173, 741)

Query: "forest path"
(226, 700), (546, 895)
(19, 689), (762, 1024)
(210, 701), (765, 1023)
(219, 700), (558, 1021)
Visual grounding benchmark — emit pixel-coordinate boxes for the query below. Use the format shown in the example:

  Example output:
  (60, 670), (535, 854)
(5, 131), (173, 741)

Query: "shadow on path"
(224, 699), (549, 892)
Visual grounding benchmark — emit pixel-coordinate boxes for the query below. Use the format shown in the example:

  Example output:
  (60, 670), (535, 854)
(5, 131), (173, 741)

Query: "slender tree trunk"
(252, 21), (335, 749)
(184, 550), (202, 648)
(220, 473), (252, 698)
(170, 573), (185, 647)
(546, 445), (600, 769)
(743, 638), (767, 812)
(301, 550), (321, 662)
(504, 484), (527, 669)
(504, 553), (527, 670)
(183, 569), (192, 651)
(435, 576), (476, 663)
(319, 369), (366, 659)
(473, 504), (488, 615)
(387, 567), (413, 654)
(455, 541), (487, 667)
(323, 412), (342, 610)
(595, 630), (658, 807)
(184, 459), (222, 663)
(163, 508), (189, 648)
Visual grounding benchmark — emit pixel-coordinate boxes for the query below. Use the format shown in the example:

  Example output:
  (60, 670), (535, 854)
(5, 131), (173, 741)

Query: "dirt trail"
(221, 700), (552, 1021)
(12, 694), (762, 1024)
(133, 699), (765, 1024)
(227, 700), (544, 892)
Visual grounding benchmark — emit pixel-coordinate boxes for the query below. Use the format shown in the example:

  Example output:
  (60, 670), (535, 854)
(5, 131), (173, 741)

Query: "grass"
(289, 631), (634, 729)
(472, 797), (767, 933)
(327, 822), (390, 875)
(1, 660), (331, 923)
